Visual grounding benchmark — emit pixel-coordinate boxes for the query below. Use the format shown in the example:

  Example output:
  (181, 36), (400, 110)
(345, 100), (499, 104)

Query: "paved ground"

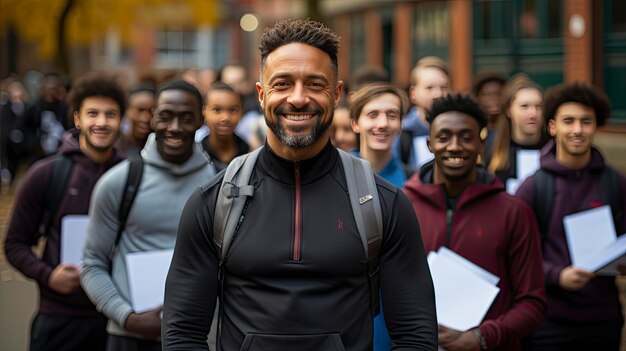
(0, 131), (625, 350)
(0, 166), (37, 351)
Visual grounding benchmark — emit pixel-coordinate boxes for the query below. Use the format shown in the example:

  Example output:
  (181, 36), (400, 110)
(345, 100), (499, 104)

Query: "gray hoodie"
(80, 133), (216, 338)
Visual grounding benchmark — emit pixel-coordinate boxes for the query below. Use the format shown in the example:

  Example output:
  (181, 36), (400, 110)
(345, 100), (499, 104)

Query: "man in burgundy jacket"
(4, 73), (125, 351)
(516, 83), (626, 350)
(403, 94), (546, 351)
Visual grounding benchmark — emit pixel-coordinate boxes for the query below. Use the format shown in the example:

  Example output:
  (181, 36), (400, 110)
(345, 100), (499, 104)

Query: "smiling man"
(516, 83), (626, 351)
(403, 94), (546, 351)
(80, 80), (216, 351)
(4, 73), (126, 351)
(163, 19), (437, 351)
(350, 83), (409, 187)
(349, 84), (411, 350)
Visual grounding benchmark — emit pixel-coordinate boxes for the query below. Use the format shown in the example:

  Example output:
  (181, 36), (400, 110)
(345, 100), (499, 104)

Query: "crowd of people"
(1, 18), (625, 351)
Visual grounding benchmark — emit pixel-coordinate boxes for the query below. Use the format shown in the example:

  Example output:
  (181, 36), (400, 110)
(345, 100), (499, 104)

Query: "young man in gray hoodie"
(80, 80), (216, 351)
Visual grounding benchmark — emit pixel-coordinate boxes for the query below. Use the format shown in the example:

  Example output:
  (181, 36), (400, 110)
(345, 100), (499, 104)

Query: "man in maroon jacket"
(403, 94), (546, 351)
(516, 83), (626, 350)
(4, 73), (125, 351)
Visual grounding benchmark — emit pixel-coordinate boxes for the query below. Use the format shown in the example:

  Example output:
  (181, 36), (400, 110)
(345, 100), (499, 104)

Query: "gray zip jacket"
(80, 133), (216, 338)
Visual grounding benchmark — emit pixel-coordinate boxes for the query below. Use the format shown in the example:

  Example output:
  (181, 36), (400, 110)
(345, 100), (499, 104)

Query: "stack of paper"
(506, 149), (541, 195)
(126, 249), (174, 313)
(427, 247), (500, 332)
(564, 205), (626, 275)
(60, 215), (90, 266)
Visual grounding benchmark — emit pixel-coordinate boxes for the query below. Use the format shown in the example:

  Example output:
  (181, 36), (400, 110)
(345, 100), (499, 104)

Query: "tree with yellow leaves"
(0, 0), (219, 73)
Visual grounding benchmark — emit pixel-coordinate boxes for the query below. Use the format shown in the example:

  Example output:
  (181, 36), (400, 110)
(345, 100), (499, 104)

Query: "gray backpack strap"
(338, 149), (383, 314)
(213, 147), (263, 259)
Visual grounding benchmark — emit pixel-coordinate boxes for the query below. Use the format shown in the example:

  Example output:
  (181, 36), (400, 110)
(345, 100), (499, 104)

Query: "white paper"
(516, 149), (541, 181)
(583, 234), (626, 274)
(125, 249), (174, 313)
(413, 136), (434, 168)
(427, 251), (500, 332)
(563, 205), (616, 269)
(438, 247), (500, 286)
(506, 178), (520, 195)
(60, 215), (90, 266)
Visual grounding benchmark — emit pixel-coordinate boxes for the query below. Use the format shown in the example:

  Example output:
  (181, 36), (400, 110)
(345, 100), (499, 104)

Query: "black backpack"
(532, 166), (624, 246)
(41, 155), (144, 251)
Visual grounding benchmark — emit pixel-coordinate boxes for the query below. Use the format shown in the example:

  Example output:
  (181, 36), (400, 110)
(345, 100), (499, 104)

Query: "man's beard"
(265, 105), (332, 148)
(82, 127), (117, 153)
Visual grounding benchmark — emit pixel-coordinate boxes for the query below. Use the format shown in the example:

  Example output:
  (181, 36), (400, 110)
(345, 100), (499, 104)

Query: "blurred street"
(0, 131), (624, 350)
(0, 164), (37, 351)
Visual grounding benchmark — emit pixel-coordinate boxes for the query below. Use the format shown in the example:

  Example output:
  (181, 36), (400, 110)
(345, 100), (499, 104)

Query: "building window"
(350, 15), (366, 74)
(155, 30), (198, 68)
(412, 1), (449, 60)
(611, 0), (626, 33)
(474, 0), (562, 40)
(474, 0), (511, 40)
(520, 0), (562, 38)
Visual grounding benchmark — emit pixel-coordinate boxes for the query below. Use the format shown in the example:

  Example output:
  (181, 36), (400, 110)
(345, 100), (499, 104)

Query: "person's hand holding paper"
(559, 266), (595, 291)
(563, 205), (626, 275)
(125, 306), (163, 338)
(438, 326), (480, 351)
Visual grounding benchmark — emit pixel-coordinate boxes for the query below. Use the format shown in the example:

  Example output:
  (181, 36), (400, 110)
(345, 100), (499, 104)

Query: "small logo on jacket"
(337, 218), (344, 231)
(359, 194), (373, 204)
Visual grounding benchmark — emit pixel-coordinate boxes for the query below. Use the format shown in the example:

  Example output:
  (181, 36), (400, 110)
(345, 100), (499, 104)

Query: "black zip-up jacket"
(163, 141), (437, 351)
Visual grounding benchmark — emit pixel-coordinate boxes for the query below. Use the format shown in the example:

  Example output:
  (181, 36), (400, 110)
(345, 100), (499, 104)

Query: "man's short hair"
(471, 71), (507, 97)
(207, 81), (242, 105)
(259, 18), (340, 78)
(427, 94), (488, 130)
(410, 56), (449, 86)
(351, 65), (389, 92)
(543, 82), (611, 127)
(349, 83), (409, 122)
(68, 73), (126, 117)
(158, 80), (204, 113)
(129, 83), (157, 97)
(217, 63), (246, 82)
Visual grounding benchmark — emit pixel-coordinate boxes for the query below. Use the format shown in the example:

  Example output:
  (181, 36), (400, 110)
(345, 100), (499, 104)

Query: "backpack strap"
(213, 147), (262, 259)
(399, 130), (413, 165)
(105, 156), (145, 268)
(532, 169), (554, 248)
(601, 166), (624, 232)
(213, 147), (261, 351)
(39, 154), (73, 237)
(338, 149), (383, 315)
(114, 156), (144, 248)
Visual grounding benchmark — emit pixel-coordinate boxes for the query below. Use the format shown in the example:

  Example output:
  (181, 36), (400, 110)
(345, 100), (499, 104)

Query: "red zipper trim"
(293, 161), (302, 261)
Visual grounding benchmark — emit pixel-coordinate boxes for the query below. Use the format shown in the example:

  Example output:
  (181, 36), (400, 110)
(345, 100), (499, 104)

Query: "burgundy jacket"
(516, 139), (626, 322)
(403, 162), (546, 351)
(4, 129), (123, 316)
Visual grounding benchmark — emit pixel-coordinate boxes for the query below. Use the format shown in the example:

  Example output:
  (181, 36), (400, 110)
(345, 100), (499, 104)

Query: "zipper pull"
(445, 209), (454, 246)
(294, 160), (300, 181)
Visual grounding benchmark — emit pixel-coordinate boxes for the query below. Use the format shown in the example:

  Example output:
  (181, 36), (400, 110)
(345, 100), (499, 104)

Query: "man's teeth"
(285, 114), (313, 121)
(447, 157), (463, 164)
(166, 137), (182, 144)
